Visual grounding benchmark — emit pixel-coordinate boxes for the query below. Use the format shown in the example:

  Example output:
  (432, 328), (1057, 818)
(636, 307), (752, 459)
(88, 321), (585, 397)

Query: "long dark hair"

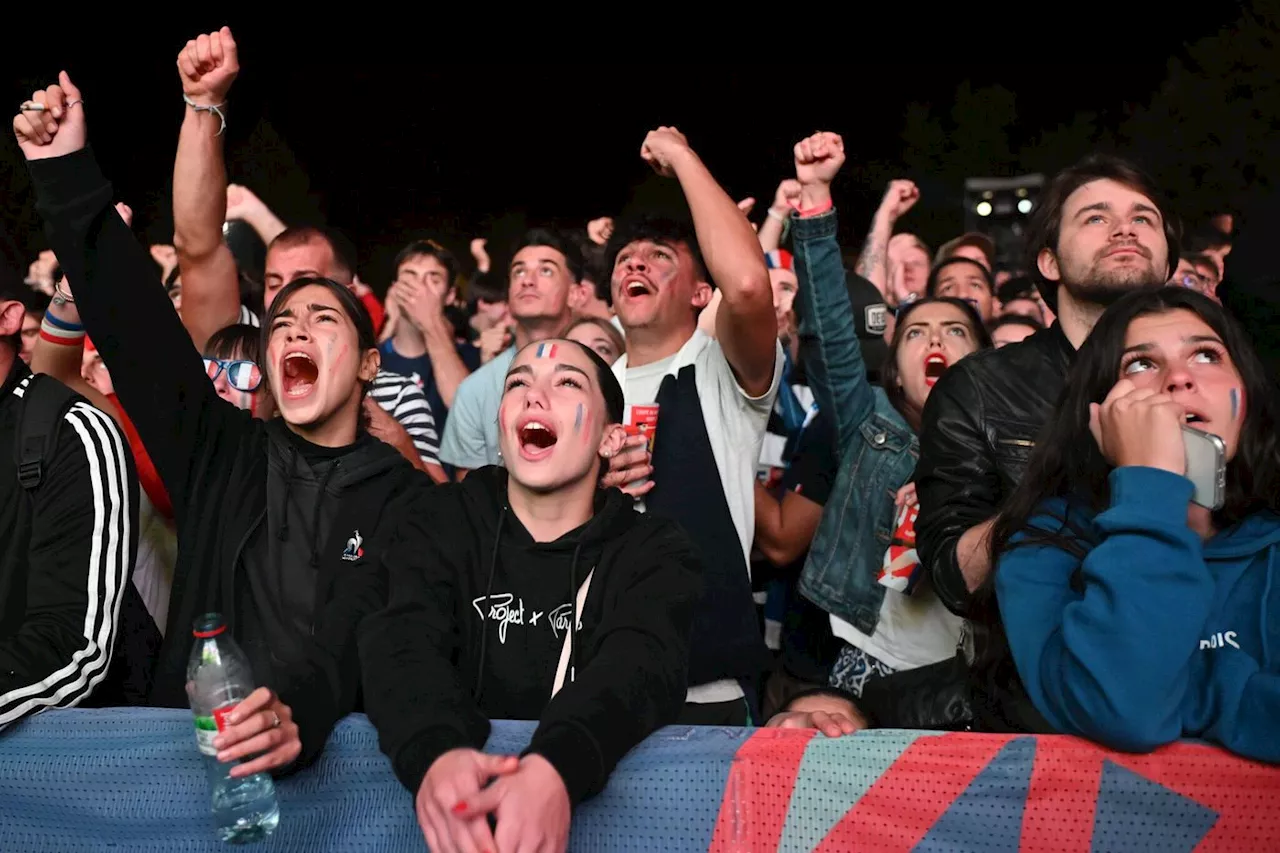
(972, 287), (1280, 723)
(261, 276), (377, 401)
(881, 297), (993, 421)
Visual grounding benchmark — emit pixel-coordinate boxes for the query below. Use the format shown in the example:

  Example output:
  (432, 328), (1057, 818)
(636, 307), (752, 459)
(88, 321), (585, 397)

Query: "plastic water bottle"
(186, 613), (281, 843)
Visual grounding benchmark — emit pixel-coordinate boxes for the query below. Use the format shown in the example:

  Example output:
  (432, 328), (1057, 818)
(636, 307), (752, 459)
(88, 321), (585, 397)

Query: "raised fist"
(586, 217), (614, 246)
(177, 27), (239, 104)
(225, 184), (263, 221)
(640, 127), (692, 177)
(772, 179), (803, 213)
(793, 132), (845, 186)
(14, 72), (87, 161)
(878, 180), (920, 222)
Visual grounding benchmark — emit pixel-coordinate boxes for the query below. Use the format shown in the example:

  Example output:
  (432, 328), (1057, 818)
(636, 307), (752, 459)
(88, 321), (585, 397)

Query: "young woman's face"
(205, 344), (272, 417)
(266, 284), (377, 431)
(566, 322), (622, 365)
(1119, 308), (1245, 460)
(498, 340), (623, 493)
(895, 302), (982, 414)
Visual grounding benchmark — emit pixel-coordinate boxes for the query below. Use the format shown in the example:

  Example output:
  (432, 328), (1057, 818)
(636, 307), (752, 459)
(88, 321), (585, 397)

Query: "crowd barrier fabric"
(0, 708), (1276, 851)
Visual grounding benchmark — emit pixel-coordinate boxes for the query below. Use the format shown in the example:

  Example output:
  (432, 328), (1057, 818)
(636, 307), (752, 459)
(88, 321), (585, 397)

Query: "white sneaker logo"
(1199, 630), (1239, 650)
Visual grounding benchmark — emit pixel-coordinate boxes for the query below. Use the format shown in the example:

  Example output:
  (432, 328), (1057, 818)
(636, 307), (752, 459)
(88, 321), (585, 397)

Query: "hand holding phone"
(1183, 427), (1226, 510)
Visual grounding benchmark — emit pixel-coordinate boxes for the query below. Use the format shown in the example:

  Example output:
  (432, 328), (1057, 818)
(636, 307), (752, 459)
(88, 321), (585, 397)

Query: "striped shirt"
(1, 377), (135, 731)
(370, 370), (440, 467)
(238, 307), (439, 467)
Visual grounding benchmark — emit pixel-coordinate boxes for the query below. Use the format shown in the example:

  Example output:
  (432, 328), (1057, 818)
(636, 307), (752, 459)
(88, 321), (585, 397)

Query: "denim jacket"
(793, 209), (918, 634)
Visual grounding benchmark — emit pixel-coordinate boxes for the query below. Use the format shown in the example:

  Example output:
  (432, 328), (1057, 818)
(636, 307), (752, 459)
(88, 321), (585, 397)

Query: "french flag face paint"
(574, 403), (584, 434)
(535, 343), (558, 359)
(1230, 387), (1240, 422)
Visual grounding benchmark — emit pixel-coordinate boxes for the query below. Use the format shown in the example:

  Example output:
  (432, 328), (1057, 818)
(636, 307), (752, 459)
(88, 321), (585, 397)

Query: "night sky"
(1, 12), (1244, 289)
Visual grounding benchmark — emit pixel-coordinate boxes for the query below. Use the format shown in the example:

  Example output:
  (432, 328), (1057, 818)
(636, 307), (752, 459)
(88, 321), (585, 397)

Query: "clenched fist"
(586, 217), (614, 246)
(641, 126), (693, 177)
(772, 179), (803, 214)
(877, 180), (920, 223)
(177, 27), (239, 104)
(13, 71), (87, 161)
(793, 132), (845, 186)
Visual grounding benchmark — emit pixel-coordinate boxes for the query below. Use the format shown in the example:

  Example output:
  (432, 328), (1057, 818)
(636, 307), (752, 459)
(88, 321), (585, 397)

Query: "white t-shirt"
(131, 492), (178, 636)
(438, 347), (517, 470)
(613, 330), (783, 702)
(829, 576), (965, 672)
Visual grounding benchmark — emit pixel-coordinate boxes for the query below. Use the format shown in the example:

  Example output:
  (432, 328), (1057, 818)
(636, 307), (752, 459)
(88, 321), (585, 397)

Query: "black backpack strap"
(16, 374), (79, 491)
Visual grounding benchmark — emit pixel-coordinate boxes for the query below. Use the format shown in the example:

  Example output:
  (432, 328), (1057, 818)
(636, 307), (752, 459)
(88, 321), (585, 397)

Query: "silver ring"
(65, 99), (83, 110)
(270, 711), (281, 729)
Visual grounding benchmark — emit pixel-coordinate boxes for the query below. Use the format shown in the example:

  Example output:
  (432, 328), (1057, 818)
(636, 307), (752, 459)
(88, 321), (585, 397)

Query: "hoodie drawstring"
(567, 539), (584, 688)
(277, 446), (298, 542)
(473, 507), (507, 706)
(309, 460), (342, 568)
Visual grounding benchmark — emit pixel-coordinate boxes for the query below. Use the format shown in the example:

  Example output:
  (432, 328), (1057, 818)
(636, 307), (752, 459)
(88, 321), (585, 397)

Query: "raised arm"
(225, 184), (286, 247)
(172, 28), (244, 351)
(757, 179), (800, 253)
(642, 127), (777, 395)
(17, 72), (243, 522)
(855, 180), (920, 300)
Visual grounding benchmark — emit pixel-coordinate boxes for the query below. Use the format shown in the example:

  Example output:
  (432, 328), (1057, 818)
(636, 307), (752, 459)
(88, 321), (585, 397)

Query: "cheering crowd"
(3, 27), (1279, 852)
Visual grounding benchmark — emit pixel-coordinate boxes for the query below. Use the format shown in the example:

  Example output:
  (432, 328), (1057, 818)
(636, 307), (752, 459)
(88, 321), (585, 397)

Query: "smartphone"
(1183, 426), (1226, 510)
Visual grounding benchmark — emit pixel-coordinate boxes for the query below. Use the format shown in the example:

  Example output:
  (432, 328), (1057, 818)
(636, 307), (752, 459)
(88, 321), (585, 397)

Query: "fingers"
(58, 71), (81, 101)
(477, 753), (520, 778)
(226, 735), (301, 777)
(737, 197), (756, 214)
(810, 711), (846, 738)
(216, 708), (290, 760)
(231, 686), (275, 719)
(195, 33), (212, 70)
(463, 817), (498, 853)
(620, 479), (656, 498)
(178, 41), (199, 79)
(13, 113), (42, 147)
(220, 27), (238, 64)
(419, 798), (455, 853)
(452, 778), (506, 820)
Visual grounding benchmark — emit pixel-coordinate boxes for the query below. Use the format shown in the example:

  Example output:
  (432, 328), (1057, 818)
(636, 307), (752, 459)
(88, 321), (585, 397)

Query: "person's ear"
(0, 301), (24, 336)
(568, 282), (590, 310)
(1036, 247), (1060, 283)
(359, 348), (380, 384)
(597, 423), (627, 461)
(691, 281), (713, 310)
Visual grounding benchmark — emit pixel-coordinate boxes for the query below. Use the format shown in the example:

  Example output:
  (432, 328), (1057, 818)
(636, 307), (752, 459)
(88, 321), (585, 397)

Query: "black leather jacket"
(914, 323), (1076, 617)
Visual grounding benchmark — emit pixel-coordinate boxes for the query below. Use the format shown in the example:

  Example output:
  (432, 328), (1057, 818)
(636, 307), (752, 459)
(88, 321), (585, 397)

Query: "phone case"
(1183, 427), (1226, 510)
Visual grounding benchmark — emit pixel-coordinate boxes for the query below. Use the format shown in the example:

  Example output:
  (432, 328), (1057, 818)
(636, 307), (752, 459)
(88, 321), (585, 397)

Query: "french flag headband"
(764, 249), (794, 271)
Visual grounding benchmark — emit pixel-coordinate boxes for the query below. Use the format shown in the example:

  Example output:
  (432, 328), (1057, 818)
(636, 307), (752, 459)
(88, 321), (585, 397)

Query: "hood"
(1203, 510), (1280, 560)
(265, 419), (407, 491)
(457, 465), (637, 549)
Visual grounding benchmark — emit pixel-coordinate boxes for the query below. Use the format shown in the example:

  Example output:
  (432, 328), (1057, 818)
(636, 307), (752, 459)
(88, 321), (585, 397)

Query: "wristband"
(42, 312), (83, 332)
(766, 207), (788, 223)
(183, 94), (228, 136)
(40, 316), (86, 346)
(52, 279), (75, 305)
(796, 198), (833, 218)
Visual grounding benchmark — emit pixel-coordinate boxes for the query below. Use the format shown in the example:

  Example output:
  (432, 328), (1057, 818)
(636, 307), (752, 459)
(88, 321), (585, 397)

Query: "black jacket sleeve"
(913, 363), (999, 617)
(27, 148), (247, 524)
(0, 399), (138, 730)
(525, 519), (702, 806)
(358, 496), (490, 794)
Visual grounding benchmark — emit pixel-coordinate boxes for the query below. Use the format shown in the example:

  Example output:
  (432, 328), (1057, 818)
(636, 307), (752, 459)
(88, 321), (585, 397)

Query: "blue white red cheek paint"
(1230, 387), (1240, 421)
(574, 403), (584, 434)
(535, 343), (558, 359)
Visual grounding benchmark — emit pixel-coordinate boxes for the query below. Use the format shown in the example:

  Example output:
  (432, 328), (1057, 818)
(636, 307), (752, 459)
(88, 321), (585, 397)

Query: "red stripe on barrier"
(1019, 736), (1104, 852)
(708, 728), (815, 853)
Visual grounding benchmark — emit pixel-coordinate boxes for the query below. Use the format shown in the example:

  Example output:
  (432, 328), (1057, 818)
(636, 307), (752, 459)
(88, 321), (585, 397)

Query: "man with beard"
(914, 155), (1179, 617)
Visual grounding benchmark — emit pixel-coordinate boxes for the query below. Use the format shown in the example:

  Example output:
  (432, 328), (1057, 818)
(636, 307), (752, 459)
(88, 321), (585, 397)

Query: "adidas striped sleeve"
(0, 397), (136, 731)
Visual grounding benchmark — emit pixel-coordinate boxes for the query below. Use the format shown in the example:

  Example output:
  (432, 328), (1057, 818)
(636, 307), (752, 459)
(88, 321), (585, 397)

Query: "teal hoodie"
(996, 465), (1280, 762)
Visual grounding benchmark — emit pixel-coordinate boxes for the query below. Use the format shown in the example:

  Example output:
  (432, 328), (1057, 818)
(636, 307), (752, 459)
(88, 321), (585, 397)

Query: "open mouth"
(517, 418), (559, 460)
(281, 352), (318, 399)
(1184, 411), (1207, 425)
(923, 353), (949, 387)
(623, 278), (654, 299)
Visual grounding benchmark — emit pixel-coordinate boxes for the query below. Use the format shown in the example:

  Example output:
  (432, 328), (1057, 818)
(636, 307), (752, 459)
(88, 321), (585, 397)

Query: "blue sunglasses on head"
(203, 358), (263, 392)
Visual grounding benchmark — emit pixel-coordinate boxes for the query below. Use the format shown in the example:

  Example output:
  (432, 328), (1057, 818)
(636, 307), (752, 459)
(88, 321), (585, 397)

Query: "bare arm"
(30, 293), (117, 424)
(644, 128), (776, 396)
(854, 180), (920, 301)
(172, 28), (242, 352)
(757, 180), (800, 254)
(753, 483), (824, 568)
(225, 184), (286, 246)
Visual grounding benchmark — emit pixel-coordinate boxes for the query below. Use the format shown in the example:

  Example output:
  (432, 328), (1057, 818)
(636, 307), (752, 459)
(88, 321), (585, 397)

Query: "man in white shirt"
(439, 229), (585, 477)
(606, 127), (782, 724)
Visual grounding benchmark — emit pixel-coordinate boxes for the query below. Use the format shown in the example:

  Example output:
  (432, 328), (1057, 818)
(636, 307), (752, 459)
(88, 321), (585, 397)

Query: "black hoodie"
(28, 148), (429, 769)
(359, 466), (702, 805)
